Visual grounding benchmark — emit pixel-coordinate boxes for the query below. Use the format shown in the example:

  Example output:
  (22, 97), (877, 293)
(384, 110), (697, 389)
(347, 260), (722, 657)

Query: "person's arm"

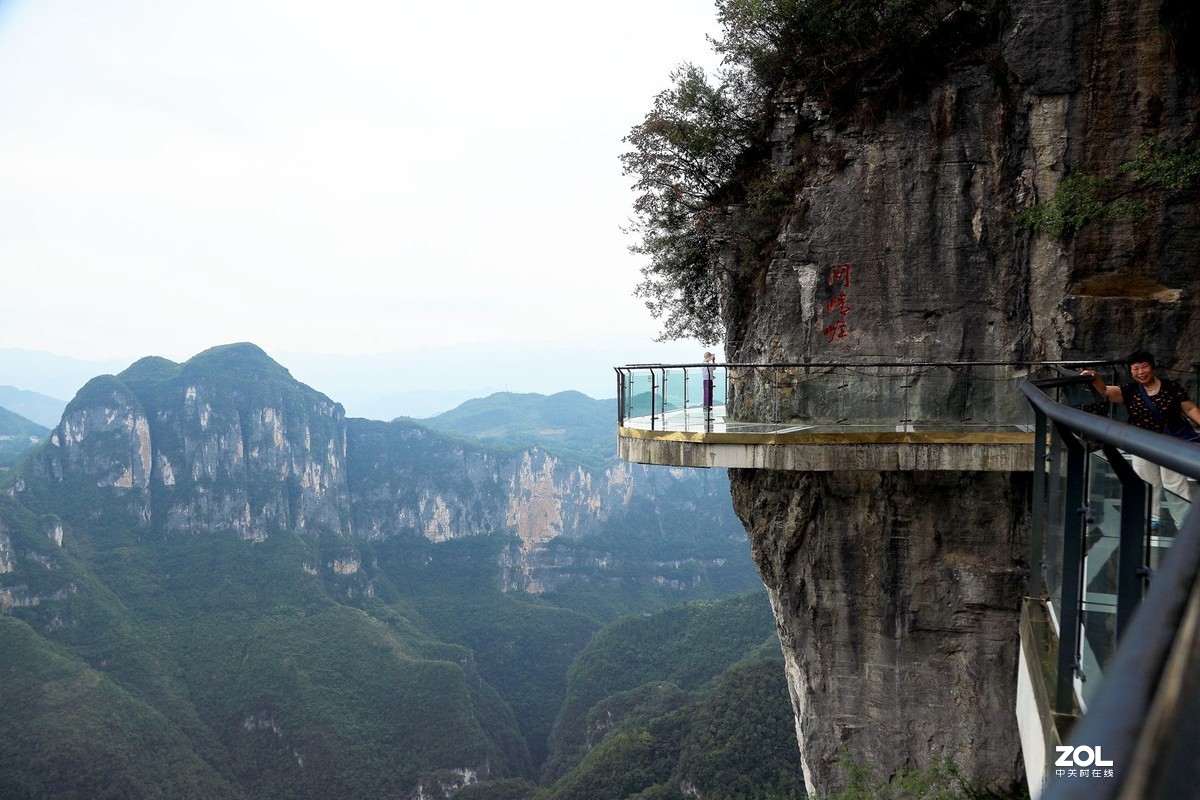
(1080, 369), (1123, 403)
(1182, 399), (1200, 427)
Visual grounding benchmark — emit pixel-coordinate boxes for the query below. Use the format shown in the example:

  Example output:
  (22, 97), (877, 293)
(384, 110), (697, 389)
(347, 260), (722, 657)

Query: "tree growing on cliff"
(621, 63), (755, 344)
(714, 0), (955, 95)
(622, 0), (1004, 343)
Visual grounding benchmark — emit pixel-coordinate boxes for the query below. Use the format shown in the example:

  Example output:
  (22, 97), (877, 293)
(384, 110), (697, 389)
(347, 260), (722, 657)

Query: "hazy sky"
(0, 0), (723, 400)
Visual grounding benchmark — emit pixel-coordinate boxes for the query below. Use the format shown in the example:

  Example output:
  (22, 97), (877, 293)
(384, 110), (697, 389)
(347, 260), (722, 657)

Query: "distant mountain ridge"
(0, 385), (66, 429)
(418, 391), (616, 467)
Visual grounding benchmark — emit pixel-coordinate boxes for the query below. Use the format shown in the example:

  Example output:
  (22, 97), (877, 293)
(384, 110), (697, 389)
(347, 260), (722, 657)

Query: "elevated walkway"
(619, 405), (1035, 471)
(615, 361), (1200, 797)
(615, 361), (1109, 472)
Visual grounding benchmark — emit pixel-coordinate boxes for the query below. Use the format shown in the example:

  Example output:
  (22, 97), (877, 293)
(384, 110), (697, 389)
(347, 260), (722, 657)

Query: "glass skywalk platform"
(614, 361), (1100, 472)
(621, 403), (1036, 436)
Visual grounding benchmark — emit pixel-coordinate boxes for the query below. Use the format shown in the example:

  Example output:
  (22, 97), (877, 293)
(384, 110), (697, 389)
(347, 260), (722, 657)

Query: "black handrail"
(1024, 378), (1200, 799)
(1020, 379), (1200, 481)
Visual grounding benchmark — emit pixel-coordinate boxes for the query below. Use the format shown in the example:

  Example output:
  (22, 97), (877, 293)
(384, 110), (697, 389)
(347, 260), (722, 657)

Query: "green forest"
(0, 343), (800, 799)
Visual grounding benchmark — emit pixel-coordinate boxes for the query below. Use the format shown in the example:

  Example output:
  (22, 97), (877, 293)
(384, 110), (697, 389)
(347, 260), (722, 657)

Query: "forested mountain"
(418, 390), (616, 468)
(0, 343), (779, 799)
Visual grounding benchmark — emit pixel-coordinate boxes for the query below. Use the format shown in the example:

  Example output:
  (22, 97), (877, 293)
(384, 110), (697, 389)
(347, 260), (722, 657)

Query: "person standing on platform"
(1082, 351), (1200, 528)
(702, 352), (716, 409)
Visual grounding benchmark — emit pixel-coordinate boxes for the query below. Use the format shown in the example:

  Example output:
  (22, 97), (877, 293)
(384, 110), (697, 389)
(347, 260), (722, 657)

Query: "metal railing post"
(1101, 443), (1150, 638)
(650, 368), (658, 431)
(686, 362), (696, 412)
(1030, 408), (1049, 597)
(773, 365), (780, 424)
(1046, 421), (1063, 598)
(1053, 420), (1088, 718)
(618, 368), (629, 427)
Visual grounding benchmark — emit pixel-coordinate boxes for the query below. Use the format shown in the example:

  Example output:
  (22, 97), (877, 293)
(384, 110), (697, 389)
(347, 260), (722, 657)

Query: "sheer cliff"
(703, 0), (1200, 794)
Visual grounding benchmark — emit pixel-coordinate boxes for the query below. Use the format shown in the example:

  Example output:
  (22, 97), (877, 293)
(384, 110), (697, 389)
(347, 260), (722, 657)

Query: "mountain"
(0, 386), (67, 429)
(419, 391), (617, 468)
(358, 387), (503, 421)
(0, 405), (48, 468)
(533, 594), (804, 800)
(0, 342), (763, 798)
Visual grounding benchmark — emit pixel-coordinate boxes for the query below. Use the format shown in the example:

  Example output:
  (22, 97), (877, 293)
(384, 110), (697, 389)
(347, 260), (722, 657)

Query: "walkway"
(612, 361), (1095, 471)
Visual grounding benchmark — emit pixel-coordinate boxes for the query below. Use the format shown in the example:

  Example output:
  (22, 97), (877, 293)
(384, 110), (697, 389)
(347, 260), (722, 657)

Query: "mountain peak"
(118, 356), (181, 384)
(181, 343), (292, 382)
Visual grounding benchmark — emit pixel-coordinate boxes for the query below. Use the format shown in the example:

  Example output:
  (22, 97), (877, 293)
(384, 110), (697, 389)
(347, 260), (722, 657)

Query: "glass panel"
(1079, 450), (1122, 705)
(1044, 423), (1067, 618)
(766, 365), (908, 428)
(1149, 481), (1193, 572)
(626, 370), (655, 421)
(910, 364), (1009, 427)
(660, 368), (686, 414)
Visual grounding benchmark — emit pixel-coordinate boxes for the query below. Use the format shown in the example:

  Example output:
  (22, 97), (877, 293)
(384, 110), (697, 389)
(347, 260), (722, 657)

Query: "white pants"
(1129, 454), (1195, 523)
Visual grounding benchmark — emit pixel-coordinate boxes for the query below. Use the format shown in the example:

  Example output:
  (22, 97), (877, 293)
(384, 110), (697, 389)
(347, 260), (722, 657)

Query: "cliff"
(710, 0), (1200, 793)
(40, 344), (350, 541)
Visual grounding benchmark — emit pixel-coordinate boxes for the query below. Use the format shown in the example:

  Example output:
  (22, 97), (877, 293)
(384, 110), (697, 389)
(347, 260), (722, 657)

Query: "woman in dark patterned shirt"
(1082, 351), (1200, 527)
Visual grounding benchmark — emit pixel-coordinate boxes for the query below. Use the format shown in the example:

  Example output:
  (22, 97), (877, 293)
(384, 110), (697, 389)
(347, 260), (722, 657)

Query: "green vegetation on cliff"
(541, 595), (779, 779)
(1016, 137), (1200, 237)
(527, 595), (803, 800)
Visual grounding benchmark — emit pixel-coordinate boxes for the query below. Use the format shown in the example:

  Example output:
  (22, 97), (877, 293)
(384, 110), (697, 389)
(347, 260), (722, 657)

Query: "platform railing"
(1021, 376), (1200, 799)
(615, 360), (1125, 433)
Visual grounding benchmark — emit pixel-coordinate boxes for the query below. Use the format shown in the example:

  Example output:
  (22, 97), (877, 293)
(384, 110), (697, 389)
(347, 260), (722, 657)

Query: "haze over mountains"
(0, 342), (801, 799)
(0, 337), (706, 421)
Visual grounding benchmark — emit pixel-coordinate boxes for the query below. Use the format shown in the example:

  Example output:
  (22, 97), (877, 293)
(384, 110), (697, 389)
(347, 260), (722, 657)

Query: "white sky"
(0, 0), (724, 401)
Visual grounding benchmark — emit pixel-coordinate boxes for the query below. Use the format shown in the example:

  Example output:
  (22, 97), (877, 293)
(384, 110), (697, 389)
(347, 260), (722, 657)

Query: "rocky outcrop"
(37, 345), (350, 541)
(718, 0), (1200, 793)
(731, 470), (1029, 790)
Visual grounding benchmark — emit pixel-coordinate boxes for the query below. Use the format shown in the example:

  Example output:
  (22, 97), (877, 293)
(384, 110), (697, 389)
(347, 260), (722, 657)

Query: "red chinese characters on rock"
(822, 262), (853, 343)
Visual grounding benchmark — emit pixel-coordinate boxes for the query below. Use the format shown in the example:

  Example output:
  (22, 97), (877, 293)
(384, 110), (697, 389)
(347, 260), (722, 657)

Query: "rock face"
(41, 346), (349, 542)
(347, 418), (735, 592)
(731, 471), (1030, 790)
(718, 0), (1200, 793)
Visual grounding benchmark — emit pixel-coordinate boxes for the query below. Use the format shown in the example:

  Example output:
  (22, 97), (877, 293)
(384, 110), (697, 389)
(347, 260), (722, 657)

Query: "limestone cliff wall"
(346, 418), (736, 593)
(719, 0), (1200, 793)
(42, 370), (351, 542)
